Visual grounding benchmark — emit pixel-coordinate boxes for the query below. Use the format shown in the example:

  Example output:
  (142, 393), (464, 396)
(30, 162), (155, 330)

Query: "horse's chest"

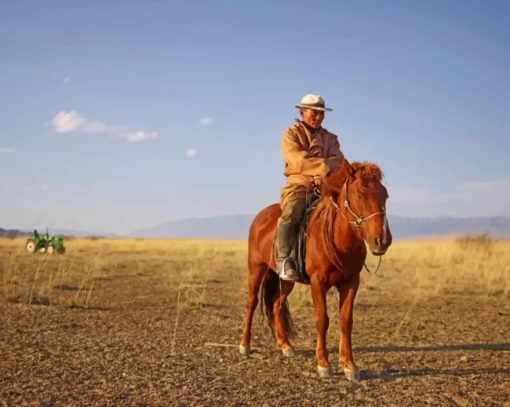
(326, 268), (357, 286)
(320, 253), (365, 286)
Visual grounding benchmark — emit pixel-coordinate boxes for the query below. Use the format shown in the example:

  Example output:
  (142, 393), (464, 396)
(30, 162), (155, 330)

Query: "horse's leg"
(273, 280), (295, 356)
(239, 262), (267, 356)
(310, 277), (331, 377)
(337, 273), (360, 381)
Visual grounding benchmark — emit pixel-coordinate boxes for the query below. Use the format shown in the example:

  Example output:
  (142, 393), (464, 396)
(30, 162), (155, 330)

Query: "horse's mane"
(351, 161), (383, 183)
(319, 161), (383, 197)
(308, 161), (383, 270)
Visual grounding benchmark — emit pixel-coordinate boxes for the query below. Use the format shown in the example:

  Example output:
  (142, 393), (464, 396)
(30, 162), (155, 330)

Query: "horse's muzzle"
(367, 236), (390, 256)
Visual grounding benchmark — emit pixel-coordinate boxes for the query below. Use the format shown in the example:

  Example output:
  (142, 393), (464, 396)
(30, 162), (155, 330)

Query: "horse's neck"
(308, 195), (364, 257)
(306, 198), (365, 274)
(325, 186), (365, 254)
(332, 211), (364, 254)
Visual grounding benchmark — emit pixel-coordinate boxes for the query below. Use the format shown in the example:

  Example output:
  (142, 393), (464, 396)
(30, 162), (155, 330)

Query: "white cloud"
(456, 179), (510, 193)
(83, 120), (108, 133)
(185, 148), (198, 158)
(125, 131), (159, 143)
(0, 147), (15, 154)
(389, 179), (510, 217)
(199, 117), (214, 126)
(51, 110), (86, 133)
(49, 111), (158, 143)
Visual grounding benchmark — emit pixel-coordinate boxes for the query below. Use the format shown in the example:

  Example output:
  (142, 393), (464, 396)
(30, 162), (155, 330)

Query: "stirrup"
(278, 258), (300, 281)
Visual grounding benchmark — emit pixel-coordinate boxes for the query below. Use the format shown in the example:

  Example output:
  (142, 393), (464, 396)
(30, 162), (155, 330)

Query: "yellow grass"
(0, 237), (508, 309)
(0, 238), (248, 307)
(379, 238), (509, 297)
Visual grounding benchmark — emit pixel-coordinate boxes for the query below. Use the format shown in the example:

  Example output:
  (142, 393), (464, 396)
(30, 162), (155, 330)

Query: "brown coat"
(280, 119), (344, 208)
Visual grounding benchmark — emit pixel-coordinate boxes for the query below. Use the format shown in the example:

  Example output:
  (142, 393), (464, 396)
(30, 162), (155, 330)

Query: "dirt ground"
(1, 239), (509, 406)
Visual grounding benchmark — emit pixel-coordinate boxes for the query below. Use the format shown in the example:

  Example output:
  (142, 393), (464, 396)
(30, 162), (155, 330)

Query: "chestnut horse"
(239, 160), (392, 381)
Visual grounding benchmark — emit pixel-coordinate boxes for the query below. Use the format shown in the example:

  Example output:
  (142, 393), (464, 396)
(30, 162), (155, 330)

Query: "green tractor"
(25, 229), (66, 254)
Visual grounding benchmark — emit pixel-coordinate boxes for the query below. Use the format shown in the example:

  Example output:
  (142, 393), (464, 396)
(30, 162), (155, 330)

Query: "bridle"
(329, 181), (386, 229)
(328, 180), (387, 273)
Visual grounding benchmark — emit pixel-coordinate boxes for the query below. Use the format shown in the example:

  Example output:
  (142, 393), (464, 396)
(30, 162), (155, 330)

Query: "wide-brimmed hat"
(293, 94), (333, 112)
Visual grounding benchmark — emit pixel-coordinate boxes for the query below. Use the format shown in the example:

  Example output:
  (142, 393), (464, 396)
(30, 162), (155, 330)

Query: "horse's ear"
(351, 161), (362, 173)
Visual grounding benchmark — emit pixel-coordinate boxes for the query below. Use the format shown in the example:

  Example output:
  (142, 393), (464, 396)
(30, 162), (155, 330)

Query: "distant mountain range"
(3, 215), (510, 240)
(0, 227), (27, 238)
(132, 215), (254, 239)
(389, 215), (510, 239)
(130, 215), (510, 240)
(0, 227), (111, 238)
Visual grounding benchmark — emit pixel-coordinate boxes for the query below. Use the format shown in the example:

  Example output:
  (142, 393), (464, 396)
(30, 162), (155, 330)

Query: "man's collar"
(295, 119), (322, 139)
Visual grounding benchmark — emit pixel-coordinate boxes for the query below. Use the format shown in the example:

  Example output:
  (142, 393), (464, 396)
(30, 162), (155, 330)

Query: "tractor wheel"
(47, 245), (54, 255)
(59, 246), (66, 254)
(39, 246), (47, 254)
(26, 241), (36, 253)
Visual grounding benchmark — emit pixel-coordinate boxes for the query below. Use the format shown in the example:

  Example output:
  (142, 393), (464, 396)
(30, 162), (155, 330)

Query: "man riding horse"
(277, 94), (344, 281)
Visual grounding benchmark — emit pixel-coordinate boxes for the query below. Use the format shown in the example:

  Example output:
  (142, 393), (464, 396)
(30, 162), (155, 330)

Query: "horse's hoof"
(282, 347), (295, 357)
(343, 367), (360, 382)
(239, 345), (250, 356)
(317, 365), (333, 378)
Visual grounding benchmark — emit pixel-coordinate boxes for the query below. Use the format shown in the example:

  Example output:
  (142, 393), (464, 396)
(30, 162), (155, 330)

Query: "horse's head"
(325, 160), (392, 255)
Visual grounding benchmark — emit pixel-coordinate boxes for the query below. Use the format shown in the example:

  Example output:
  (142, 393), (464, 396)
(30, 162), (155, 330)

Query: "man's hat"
(293, 94), (333, 112)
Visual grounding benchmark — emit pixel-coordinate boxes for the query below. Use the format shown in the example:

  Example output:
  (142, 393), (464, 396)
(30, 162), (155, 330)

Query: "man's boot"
(276, 223), (300, 281)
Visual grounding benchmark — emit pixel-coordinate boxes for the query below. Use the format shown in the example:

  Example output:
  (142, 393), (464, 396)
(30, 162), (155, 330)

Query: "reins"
(363, 254), (382, 274)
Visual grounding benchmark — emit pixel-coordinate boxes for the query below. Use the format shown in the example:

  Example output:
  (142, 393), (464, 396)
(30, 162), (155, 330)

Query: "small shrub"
(455, 233), (493, 253)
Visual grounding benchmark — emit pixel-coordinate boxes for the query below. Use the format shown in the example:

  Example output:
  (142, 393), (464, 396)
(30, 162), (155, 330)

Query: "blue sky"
(1, 0), (509, 234)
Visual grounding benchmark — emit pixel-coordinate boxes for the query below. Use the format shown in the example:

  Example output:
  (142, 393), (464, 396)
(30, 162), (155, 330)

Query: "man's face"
(300, 108), (325, 129)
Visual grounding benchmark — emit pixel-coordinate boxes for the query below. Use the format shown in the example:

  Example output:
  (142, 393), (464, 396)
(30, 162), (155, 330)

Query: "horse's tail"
(260, 270), (295, 338)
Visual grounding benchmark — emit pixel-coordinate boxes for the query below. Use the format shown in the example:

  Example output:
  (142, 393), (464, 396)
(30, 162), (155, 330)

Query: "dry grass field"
(1, 237), (509, 405)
